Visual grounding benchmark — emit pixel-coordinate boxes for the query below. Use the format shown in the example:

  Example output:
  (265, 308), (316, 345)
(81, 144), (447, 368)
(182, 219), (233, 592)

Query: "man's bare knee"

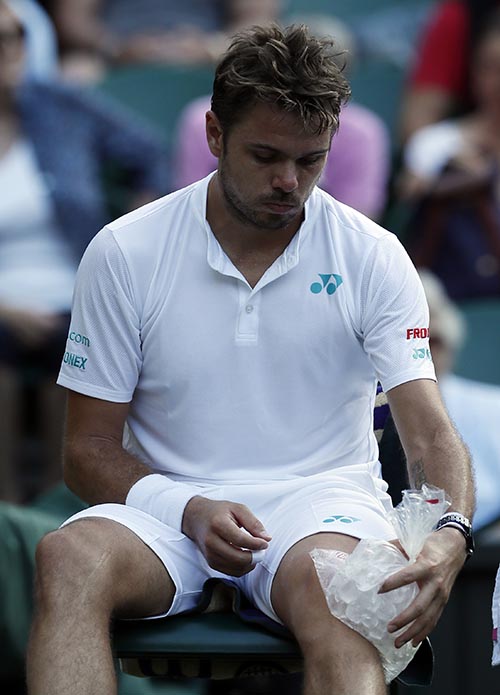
(33, 518), (174, 619)
(270, 532), (386, 691)
(272, 533), (358, 633)
(34, 523), (117, 615)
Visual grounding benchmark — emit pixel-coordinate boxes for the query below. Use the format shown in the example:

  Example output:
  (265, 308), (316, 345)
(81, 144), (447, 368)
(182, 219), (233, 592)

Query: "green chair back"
(96, 65), (214, 150)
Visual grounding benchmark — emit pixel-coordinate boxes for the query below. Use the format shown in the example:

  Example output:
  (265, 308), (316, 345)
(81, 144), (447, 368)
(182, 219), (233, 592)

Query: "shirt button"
(245, 305), (254, 314)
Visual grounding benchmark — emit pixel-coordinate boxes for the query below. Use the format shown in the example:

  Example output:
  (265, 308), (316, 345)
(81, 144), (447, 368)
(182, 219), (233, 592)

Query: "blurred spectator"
(43, 0), (282, 82)
(399, 0), (500, 144)
(172, 17), (390, 220)
(0, 0), (170, 503)
(400, 10), (500, 300)
(420, 270), (500, 531)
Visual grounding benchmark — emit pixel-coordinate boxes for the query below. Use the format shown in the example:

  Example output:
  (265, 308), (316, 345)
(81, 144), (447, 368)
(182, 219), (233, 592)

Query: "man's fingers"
(387, 586), (431, 633)
(205, 536), (256, 576)
(391, 602), (439, 649)
(223, 505), (271, 551)
(190, 499), (271, 575)
(379, 564), (425, 593)
(215, 513), (269, 551)
(225, 526), (269, 554)
(387, 586), (442, 648)
(232, 505), (272, 542)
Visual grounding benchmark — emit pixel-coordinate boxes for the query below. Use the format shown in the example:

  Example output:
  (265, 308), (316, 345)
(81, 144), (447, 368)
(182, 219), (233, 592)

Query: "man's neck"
(206, 175), (302, 287)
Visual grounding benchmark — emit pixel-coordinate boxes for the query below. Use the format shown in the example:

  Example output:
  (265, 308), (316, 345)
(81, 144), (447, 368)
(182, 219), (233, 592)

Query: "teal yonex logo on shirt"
(322, 515), (360, 524)
(63, 351), (87, 370)
(412, 348), (432, 360)
(68, 331), (90, 347)
(310, 273), (343, 295)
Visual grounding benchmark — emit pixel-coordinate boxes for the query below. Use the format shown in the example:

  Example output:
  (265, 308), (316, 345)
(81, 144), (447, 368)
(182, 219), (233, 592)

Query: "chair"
(112, 412), (434, 693)
(96, 65), (214, 151)
(113, 584), (432, 694)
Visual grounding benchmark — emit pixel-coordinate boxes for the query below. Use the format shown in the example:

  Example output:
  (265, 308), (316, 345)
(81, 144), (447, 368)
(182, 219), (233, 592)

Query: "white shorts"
(61, 465), (397, 624)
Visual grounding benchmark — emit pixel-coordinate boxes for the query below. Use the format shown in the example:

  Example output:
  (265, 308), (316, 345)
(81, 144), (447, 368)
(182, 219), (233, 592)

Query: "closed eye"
(298, 155), (325, 167)
(253, 152), (276, 163)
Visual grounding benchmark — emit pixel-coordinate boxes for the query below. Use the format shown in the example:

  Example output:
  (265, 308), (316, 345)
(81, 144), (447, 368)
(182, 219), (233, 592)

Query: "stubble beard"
(219, 159), (300, 231)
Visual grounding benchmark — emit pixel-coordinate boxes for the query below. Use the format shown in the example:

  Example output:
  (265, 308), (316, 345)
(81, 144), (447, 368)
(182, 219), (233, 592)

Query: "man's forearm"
(63, 435), (151, 506)
(407, 423), (475, 518)
(387, 380), (476, 520)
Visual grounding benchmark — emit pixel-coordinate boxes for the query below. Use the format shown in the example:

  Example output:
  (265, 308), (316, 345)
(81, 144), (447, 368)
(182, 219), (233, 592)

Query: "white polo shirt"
(57, 174), (435, 485)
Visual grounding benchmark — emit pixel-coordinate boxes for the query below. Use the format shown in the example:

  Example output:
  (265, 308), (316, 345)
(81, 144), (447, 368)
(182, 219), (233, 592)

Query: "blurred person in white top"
(420, 269), (500, 531)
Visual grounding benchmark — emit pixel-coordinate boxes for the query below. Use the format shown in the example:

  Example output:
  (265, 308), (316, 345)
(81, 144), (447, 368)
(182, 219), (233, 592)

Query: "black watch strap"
(435, 512), (475, 560)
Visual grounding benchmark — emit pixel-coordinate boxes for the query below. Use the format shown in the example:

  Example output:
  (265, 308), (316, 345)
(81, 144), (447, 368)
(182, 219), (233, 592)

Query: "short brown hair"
(211, 23), (351, 136)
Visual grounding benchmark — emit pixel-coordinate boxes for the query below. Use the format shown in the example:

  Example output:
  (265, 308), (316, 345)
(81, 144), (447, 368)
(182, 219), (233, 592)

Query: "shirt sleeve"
(359, 233), (436, 393)
(57, 227), (142, 402)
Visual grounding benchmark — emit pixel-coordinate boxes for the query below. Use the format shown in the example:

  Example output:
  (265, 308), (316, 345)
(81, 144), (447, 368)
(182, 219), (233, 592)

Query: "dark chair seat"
(113, 577), (433, 688)
(115, 611), (303, 680)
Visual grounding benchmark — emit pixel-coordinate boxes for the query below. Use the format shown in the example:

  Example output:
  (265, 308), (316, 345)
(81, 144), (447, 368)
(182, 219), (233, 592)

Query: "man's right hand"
(182, 496), (271, 576)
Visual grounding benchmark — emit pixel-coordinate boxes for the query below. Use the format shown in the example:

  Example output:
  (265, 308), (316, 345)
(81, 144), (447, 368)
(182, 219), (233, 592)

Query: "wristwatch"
(435, 512), (475, 560)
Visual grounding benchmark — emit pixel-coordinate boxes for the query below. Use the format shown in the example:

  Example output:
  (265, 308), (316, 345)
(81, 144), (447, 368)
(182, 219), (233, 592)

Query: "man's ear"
(206, 110), (224, 157)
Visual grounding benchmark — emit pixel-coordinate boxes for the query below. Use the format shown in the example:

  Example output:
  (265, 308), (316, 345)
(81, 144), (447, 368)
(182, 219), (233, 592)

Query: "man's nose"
(271, 162), (299, 193)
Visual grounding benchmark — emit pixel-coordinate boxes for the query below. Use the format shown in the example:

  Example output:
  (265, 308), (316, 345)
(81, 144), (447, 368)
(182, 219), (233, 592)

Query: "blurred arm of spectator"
(49, 0), (282, 71)
(398, 0), (470, 145)
(6, 0), (58, 78)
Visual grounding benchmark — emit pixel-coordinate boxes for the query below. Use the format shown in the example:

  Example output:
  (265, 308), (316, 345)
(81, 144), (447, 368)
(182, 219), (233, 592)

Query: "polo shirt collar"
(199, 174), (315, 288)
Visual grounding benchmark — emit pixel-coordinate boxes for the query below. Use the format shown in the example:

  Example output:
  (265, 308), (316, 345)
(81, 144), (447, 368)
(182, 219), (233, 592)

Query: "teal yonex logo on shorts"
(310, 273), (343, 295)
(322, 515), (360, 524)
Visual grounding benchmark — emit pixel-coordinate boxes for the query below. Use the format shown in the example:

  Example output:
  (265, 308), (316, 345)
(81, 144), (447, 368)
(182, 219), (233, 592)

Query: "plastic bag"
(310, 484), (450, 683)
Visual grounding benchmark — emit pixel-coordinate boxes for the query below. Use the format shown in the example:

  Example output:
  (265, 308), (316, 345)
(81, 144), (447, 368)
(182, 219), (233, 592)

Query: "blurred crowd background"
(1, 1), (500, 694)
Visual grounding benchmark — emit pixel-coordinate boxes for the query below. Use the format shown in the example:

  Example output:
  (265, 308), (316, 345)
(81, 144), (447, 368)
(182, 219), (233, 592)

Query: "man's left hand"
(379, 527), (468, 648)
